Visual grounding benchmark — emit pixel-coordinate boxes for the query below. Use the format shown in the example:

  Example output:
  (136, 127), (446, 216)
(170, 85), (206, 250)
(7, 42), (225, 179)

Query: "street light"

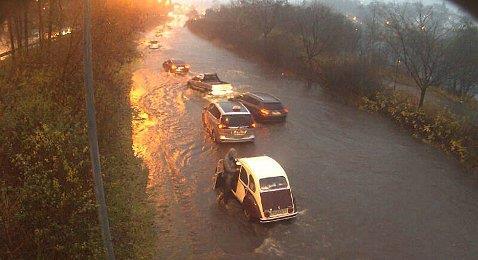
(83, 0), (115, 259)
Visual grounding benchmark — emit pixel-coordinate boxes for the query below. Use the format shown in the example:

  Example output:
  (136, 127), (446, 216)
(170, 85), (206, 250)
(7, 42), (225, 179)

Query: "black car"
(232, 92), (288, 122)
(162, 59), (190, 74)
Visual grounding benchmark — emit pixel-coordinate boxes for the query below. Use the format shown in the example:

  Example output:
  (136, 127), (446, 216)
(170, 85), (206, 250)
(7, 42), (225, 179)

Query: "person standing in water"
(220, 148), (239, 204)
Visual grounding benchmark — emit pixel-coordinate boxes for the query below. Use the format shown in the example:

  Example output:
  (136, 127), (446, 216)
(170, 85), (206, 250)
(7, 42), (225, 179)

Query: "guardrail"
(0, 34), (69, 61)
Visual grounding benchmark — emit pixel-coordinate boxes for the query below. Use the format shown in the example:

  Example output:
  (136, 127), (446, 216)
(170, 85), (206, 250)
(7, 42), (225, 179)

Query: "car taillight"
(283, 107), (289, 113)
(259, 108), (270, 116)
(288, 207), (294, 213)
(264, 211), (271, 218)
(218, 123), (228, 129)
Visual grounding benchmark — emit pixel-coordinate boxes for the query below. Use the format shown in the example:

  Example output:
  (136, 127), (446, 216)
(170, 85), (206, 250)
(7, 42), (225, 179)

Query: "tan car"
(202, 101), (255, 143)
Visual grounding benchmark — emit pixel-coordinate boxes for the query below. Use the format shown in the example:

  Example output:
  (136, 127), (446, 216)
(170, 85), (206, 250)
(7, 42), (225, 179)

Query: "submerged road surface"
(131, 12), (478, 259)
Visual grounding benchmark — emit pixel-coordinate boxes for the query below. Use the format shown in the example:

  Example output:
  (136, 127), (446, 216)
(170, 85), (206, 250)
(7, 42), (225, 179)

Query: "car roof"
(238, 156), (288, 179)
(246, 92), (281, 103)
(171, 59), (186, 64)
(195, 73), (217, 78)
(215, 101), (250, 115)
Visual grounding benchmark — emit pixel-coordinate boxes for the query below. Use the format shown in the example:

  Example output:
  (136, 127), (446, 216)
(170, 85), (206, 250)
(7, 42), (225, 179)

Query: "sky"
(182, 0), (464, 15)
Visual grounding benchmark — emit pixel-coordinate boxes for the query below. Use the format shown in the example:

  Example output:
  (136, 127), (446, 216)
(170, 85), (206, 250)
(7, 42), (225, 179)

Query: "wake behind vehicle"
(232, 92), (288, 122)
(202, 101), (255, 143)
(163, 59), (190, 75)
(214, 153), (298, 223)
(188, 73), (233, 96)
(149, 40), (160, 49)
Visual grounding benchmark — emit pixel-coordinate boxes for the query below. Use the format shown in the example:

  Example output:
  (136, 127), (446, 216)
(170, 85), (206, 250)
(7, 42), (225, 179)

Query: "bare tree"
(292, 1), (355, 73)
(37, 0), (45, 49)
(250, 0), (283, 42)
(382, 3), (451, 108)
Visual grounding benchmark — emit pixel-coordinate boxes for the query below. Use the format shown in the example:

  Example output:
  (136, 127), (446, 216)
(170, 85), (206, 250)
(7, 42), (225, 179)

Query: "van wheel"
(211, 130), (220, 144)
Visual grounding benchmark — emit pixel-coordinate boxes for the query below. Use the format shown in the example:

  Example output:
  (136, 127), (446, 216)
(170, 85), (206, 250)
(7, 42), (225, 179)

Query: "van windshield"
(221, 114), (253, 127)
(259, 176), (288, 191)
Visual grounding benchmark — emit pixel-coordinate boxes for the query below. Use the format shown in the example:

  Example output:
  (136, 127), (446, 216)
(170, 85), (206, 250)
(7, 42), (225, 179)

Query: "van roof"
(247, 92), (281, 103)
(238, 156), (288, 179)
(216, 101), (250, 114)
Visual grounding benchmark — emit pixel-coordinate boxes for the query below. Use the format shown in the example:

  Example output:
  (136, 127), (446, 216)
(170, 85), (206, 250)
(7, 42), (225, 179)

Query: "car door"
(240, 95), (256, 113)
(233, 166), (248, 203)
(246, 96), (261, 117)
(193, 75), (203, 89)
(189, 76), (198, 88)
(198, 76), (209, 91)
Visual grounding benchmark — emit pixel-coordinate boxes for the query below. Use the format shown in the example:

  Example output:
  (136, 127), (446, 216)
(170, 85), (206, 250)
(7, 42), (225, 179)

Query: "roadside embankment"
(0, 1), (170, 258)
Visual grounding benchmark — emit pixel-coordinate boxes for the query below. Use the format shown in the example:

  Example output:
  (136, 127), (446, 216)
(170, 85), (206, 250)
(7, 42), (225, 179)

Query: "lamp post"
(83, 0), (115, 259)
(393, 59), (400, 91)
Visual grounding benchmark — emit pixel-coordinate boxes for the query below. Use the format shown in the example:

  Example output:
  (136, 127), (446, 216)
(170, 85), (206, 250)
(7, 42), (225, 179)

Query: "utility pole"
(83, 0), (115, 259)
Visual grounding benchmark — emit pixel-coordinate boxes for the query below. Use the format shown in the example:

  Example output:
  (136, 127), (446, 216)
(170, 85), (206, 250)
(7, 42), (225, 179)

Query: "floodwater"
(130, 9), (478, 259)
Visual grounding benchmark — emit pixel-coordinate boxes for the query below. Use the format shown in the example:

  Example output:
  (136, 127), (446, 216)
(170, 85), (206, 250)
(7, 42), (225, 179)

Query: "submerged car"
(163, 59), (190, 74)
(214, 155), (298, 223)
(232, 92), (288, 122)
(149, 40), (160, 49)
(187, 73), (233, 96)
(202, 101), (255, 143)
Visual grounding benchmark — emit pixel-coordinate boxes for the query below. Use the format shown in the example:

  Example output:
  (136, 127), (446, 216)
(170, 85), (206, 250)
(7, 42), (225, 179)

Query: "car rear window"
(259, 176), (288, 191)
(263, 102), (283, 110)
(172, 60), (186, 65)
(203, 74), (220, 82)
(221, 114), (253, 127)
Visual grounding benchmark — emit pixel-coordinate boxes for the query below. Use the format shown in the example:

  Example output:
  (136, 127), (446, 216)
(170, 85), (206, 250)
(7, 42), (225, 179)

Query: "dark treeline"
(0, 0), (169, 258)
(188, 0), (477, 170)
(190, 0), (380, 98)
(0, 0), (79, 56)
(188, 0), (478, 104)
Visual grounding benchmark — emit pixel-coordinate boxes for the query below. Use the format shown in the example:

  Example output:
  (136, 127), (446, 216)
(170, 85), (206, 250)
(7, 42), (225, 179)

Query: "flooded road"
(131, 11), (478, 259)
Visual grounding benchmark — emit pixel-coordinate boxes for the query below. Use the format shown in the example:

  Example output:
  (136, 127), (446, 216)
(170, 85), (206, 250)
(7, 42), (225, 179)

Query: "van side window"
(209, 106), (221, 119)
(248, 175), (256, 192)
(239, 167), (248, 185)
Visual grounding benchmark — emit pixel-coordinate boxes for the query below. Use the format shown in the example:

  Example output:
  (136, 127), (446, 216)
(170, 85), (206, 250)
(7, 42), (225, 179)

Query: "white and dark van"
(215, 155), (298, 223)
